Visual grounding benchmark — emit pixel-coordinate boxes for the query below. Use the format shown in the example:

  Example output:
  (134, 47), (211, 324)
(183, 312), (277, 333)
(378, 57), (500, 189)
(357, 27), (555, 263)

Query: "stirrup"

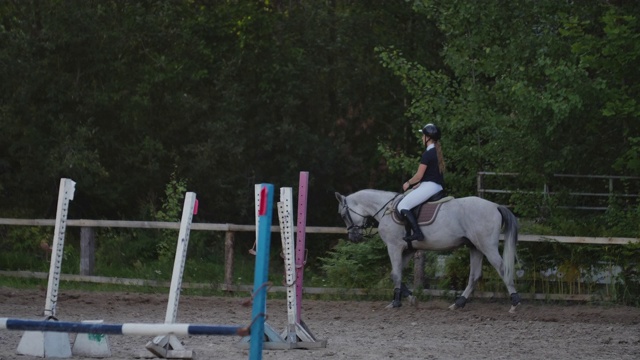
(403, 233), (424, 241)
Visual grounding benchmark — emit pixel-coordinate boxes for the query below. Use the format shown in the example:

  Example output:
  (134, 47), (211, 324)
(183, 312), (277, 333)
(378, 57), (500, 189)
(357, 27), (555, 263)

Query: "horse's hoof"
(454, 296), (467, 309)
(449, 296), (467, 310)
(400, 283), (413, 297)
(510, 293), (522, 307)
(408, 295), (417, 306)
(386, 301), (402, 309)
(509, 303), (521, 314)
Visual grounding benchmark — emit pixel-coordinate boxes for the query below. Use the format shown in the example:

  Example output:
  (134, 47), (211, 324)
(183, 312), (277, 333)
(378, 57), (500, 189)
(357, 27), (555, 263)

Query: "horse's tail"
(497, 205), (518, 284)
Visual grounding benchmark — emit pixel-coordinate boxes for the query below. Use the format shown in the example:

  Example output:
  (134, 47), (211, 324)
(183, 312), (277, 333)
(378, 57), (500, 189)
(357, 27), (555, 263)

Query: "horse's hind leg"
(449, 247), (483, 310)
(483, 248), (520, 312)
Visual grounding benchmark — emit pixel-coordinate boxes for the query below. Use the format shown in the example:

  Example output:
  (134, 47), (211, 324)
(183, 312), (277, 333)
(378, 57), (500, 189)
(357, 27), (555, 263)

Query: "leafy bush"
(318, 236), (390, 288)
(94, 228), (168, 277)
(0, 225), (80, 272)
(604, 201), (640, 238)
(155, 172), (188, 262)
(0, 226), (54, 271)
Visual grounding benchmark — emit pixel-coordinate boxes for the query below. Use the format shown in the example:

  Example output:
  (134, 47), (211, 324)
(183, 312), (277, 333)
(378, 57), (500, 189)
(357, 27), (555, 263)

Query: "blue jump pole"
(0, 318), (243, 336)
(249, 184), (274, 360)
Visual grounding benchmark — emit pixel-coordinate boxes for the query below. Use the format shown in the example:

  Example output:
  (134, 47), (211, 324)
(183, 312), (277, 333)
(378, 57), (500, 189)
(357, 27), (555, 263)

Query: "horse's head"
(334, 192), (377, 242)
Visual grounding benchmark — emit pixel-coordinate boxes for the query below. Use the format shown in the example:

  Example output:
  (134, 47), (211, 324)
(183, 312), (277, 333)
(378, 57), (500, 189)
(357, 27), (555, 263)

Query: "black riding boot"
(401, 209), (424, 241)
(403, 221), (412, 239)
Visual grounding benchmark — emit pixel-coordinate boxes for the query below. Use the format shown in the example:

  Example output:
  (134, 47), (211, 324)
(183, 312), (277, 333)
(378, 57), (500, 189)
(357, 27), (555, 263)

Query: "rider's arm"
(403, 164), (427, 191)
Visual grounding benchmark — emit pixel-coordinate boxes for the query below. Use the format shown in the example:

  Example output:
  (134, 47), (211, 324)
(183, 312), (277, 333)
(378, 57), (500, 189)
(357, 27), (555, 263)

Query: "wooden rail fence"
(0, 218), (638, 301)
(477, 172), (640, 211)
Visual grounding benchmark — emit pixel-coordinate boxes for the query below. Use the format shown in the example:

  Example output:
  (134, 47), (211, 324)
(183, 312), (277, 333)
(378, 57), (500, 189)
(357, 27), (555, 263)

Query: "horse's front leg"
(400, 251), (417, 305)
(386, 245), (406, 308)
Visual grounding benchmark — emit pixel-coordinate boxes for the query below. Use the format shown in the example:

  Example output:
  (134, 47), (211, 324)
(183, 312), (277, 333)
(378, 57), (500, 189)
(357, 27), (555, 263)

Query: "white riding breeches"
(397, 181), (443, 211)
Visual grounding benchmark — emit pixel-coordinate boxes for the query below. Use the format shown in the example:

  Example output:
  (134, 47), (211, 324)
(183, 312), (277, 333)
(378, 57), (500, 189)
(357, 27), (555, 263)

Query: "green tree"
(561, 5), (640, 175)
(379, 0), (640, 204)
(0, 0), (437, 227)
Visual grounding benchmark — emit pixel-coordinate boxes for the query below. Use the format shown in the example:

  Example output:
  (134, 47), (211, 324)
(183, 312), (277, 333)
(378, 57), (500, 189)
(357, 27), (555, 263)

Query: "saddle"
(391, 190), (454, 226)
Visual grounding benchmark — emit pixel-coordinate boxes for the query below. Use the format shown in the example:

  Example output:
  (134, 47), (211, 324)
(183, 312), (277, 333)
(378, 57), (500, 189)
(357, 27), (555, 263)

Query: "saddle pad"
(416, 202), (443, 225)
(391, 196), (453, 226)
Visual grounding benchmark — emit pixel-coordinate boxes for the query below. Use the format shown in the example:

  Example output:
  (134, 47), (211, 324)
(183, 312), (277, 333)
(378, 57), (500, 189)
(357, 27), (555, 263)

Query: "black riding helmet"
(419, 123), (441, 141)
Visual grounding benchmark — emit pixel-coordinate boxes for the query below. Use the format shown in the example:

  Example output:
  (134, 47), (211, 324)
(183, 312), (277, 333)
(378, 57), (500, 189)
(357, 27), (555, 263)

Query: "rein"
(342, 194), (400, 238)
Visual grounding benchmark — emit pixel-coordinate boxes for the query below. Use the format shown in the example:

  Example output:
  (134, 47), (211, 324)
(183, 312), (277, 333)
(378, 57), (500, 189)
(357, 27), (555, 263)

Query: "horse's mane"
(349, 189), (401, 207)
(352, 189), (399, 197)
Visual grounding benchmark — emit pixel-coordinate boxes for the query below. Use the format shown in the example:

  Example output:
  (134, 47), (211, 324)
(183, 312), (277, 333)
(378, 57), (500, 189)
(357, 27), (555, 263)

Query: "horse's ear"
(334, 192), (344, 204)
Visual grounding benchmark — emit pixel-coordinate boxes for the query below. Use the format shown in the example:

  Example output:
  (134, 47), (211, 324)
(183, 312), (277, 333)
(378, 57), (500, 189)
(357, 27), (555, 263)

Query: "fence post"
(609, 177), (613, 195)
(80, 227), (95, 276)
(477, 173), (484, 198)
(413, 250), (425, 290)
(224, 231), (235, 291)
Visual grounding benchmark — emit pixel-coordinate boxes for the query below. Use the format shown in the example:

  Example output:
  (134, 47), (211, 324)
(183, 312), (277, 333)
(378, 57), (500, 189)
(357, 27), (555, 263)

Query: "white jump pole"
(146, 192), (198, 359)
(277, 187), (297, 342)
(17, 178), (76, 358)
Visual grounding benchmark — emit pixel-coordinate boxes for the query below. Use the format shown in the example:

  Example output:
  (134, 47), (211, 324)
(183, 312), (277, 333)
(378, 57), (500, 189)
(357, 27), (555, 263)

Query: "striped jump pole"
(1, 318), (245, 337)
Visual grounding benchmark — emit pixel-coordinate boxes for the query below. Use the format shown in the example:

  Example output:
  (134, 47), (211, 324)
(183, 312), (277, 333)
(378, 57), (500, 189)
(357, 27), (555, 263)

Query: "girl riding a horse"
(398, 123), (446, 242)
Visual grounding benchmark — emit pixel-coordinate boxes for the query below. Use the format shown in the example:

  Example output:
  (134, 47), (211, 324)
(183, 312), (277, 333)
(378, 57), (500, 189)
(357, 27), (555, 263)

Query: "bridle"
(341, 194), (399, 239)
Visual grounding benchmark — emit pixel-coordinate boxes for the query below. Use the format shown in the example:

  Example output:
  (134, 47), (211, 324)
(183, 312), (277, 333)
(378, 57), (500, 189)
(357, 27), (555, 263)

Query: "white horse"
(335, 189), (521, 312)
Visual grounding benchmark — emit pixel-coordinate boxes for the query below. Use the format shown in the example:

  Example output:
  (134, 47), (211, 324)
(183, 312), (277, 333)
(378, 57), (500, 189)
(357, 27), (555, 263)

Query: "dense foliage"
(1, 1), (639, 303)
(379, 0), (640, 199)
(0, 1), (434, 225)
(1, 0), (638, 224)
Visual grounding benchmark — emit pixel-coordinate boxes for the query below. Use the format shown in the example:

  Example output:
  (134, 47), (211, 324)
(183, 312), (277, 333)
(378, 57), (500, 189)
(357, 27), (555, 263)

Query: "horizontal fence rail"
(0, 217), (638, 302)
(1, 218), (638, 243)
(477, 172), (640, 211)
(1, 218), (637, 244)
(0, 218), (344, 233)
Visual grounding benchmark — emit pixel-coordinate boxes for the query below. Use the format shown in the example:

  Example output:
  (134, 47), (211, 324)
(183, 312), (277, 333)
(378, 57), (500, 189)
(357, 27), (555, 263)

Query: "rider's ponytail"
(435, 141), (446, 174)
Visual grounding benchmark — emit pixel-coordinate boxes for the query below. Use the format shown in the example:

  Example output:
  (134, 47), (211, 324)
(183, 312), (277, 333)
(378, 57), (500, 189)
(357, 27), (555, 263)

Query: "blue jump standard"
(250, 183), (275, 360)
(0, 318), (243, 336)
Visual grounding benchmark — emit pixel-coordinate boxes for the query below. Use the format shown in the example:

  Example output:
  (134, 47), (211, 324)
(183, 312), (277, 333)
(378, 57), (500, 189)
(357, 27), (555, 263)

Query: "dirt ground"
(0, 287), (639, 360)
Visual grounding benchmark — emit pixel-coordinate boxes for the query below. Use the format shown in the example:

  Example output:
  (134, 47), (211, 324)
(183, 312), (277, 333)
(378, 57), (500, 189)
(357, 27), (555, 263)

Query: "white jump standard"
(146, 192), (199, 359)
(17, 178), (76, 358)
